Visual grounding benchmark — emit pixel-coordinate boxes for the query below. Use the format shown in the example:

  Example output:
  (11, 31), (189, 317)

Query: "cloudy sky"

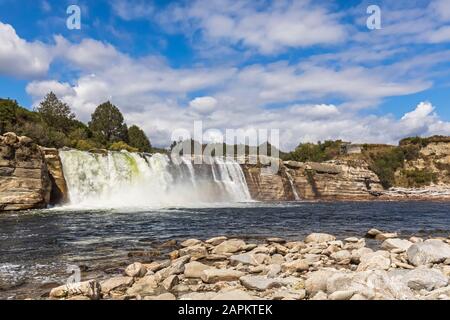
(1, 0), (450, 150)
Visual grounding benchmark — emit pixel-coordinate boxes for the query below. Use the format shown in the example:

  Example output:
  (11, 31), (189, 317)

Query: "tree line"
(0, 92), (152, 153)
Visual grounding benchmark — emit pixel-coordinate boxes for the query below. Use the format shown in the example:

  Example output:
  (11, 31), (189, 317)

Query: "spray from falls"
(59, 150), (252, 208)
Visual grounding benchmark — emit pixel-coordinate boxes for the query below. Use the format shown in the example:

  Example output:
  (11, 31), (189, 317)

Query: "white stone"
(50, 280), (101, 300)
(181, 239), (202, 247)
(328, 290), (354, 300)
(229, 253), (259, 266)
(305, 270), (337, 295)
(205, 236), (227, 246)
(402, 268), (448, 291)
(305, 233), (336, 244)
(239, 275), (283, 291)
(124, 262), (147, 278)
(126, 275), (158, 296)
(407, 240), (450, 266)
(357, 251), (390, 271)
(381, 238), (413, 252)
(281, 259), (309, 273)
(100, 276), (134, 294)
(184, 261), (211, 278)
(201, 269), (245, 283)
(213, 239), (246, 254)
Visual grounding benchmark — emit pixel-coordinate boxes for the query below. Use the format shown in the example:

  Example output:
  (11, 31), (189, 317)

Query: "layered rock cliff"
(395, 141), (450, 186)
(0, 133), (51, 211)
(0, 133), (68, 211)
(242, 159), (384, 201)
(40, 147), (69, 204)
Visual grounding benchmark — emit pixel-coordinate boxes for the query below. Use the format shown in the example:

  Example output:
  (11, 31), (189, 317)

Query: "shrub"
(109, 141), (138, 152)
(367, 148), (405, 189)
(75, 139), (100, 151)
(401, 169), (437, 187)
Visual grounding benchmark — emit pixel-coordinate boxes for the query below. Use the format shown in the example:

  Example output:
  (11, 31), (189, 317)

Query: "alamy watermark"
(65, 265), (81, 285)
(367, 5), (382, 30)
(170, 121), (280, 173)
(66, 5), (81, 30)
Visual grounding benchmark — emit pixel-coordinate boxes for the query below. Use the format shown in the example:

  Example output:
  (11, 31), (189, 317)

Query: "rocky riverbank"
(45, 231), (450, 300)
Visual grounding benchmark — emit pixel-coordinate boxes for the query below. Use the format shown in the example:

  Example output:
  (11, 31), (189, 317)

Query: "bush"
(109, 141), (138, 152)
(285, 140), (343, 162)
(401, 169), (437, 187)
(367, 148), (405, 189)
(400, 144), (421, 161)
(75, 139), (100, 151)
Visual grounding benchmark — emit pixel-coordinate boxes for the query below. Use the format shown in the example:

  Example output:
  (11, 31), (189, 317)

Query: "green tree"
(127, 125), (152, 152)
(36, 92), (75, 134)
(88, 101), (128, 144)
(0, 98), (18, 134)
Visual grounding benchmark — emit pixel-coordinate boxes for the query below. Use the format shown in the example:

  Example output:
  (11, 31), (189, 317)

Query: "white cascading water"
(285, 170), (300, 200)
(59, 150), (252, 208)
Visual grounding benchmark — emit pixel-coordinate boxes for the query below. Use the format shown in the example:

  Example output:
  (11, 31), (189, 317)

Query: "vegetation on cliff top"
(0, 93), (153, 153)
(282, 137), (447, 189)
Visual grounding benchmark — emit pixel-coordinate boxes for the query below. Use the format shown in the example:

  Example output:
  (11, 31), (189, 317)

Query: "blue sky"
(0, 0), (449, 149)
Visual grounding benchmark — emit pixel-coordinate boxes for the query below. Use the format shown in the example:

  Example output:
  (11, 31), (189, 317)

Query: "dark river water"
(0, 201), (449, 299)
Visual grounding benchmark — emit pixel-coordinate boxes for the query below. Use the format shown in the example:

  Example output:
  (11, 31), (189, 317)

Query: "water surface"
(0, 201), (449, 299)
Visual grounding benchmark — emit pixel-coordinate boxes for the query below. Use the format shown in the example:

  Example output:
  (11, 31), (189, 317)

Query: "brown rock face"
(40, 147), (69, 204)
(242, 159), (383, 201)
(242, 165), (295, 201)
(0, 132), (52, 211)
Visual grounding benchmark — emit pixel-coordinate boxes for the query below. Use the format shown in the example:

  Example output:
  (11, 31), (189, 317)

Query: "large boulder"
(281, 259), (309, 273)
(0, 133), (52, 211)
(305, 270), (337, 295)
(124, 262), (147, 277)
(126, 275), (159, 296)
(229, 253), (259, 266)
(357, 251), (390, 271)
(401, 268), (448, 291)
(382, 238), (413, 252)
(184, 261), (211, 278)
(213, 239), (246, 254)
(50, 280), (101, 300)
(407, 240), (450, 266)
(326, 270), (413, 300)
(100, 276), (134, 294)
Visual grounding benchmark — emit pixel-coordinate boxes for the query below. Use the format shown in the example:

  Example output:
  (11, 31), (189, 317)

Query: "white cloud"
(0, 22), (53, 78)
(1, 15), (448, 150)
(26, 80), (75, 98)
(111, 0), (154, 20)
(189, 96), (218, 114)
(430, 0), (450, 21)
(427, 26), (450, 43)
(289, 104), (340, 119)
(155, 0), (347, 54)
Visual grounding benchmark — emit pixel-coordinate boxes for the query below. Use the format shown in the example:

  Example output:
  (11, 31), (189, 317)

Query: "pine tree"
(128, 125), (152, 152)
(88, 101), (128, 144)
(36, 92), (75, 133)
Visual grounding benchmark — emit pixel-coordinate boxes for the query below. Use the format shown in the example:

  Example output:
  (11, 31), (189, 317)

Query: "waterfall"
(59, 150), (252, 208)
(285, 170), (300, 200)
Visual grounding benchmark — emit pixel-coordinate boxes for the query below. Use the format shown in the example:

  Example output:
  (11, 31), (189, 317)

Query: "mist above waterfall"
(58, 150), (252, 209)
